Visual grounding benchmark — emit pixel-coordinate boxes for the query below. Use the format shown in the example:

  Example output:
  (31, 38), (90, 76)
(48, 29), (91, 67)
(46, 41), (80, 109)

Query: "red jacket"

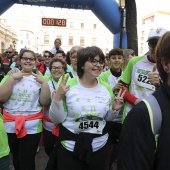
(36, 62), (46, 75)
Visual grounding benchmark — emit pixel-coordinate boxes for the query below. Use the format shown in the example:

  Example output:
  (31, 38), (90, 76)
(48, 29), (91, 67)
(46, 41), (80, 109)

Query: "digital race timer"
(42, 18), (66, 27)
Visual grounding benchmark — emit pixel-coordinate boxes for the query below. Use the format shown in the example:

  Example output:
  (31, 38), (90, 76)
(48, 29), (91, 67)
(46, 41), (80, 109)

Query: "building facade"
(0, 19), (18, 53)
(137, 10), (170, 56)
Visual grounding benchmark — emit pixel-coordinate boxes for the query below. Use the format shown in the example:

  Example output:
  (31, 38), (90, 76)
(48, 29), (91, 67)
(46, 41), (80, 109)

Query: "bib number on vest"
(134, 71), (155, 90)
(74, 116), (104, 134)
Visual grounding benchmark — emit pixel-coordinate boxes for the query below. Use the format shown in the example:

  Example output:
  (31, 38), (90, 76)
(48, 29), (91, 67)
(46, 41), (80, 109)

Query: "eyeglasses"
(21, 57), (36, 62)
(44, 55), (52, 58)
(51, 66), (63, 71)
(71, 56), (77, 60)
(88, 59), (105, 66)
(6, 51), (12, 54)
(148, 39), (158, 48)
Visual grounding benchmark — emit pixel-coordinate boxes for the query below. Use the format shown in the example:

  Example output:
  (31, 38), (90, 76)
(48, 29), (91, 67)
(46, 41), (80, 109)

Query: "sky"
(136, 0), (170, 17)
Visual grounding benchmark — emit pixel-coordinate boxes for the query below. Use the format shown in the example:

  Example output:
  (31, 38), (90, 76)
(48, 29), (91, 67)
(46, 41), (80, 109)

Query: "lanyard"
(51, 80), (56, 90)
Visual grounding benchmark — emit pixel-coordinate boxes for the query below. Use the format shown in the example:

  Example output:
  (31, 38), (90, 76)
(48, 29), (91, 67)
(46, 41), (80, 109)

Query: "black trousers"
(105, 121), (122, 169)
(7, 133), (41, 170)
(0, 155), (9, 170)
(57, 142), (109, 170)
(43, 128), (58, 157)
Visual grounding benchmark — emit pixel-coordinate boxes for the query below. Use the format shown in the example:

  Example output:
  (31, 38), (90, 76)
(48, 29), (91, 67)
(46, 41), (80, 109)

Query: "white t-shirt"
(50, 77), (118, 152)
(121, 56), (156, 120)
(1, 75), (43, 134)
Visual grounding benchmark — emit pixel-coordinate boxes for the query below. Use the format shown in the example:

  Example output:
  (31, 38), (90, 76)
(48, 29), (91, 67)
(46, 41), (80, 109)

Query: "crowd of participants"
(0, 27), (170, 170)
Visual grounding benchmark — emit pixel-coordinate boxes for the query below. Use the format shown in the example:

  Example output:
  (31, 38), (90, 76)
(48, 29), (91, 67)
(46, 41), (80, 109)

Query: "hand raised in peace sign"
(112, 88), (126, 111)
(53, 74), (70, 102)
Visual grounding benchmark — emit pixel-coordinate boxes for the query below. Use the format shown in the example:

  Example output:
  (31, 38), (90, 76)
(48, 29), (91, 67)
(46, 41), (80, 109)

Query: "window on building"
(81, 23), (84, 29)
(141, 31), (145, 37)
(80, 37), (85, 46)
(92, 37), (97, 46)
(70, 22), (73, 28)
(21, 40), (23, 44)
(150, 28), (153, 32)
(44, 33), (49, 44)
(69, 36), (73, 46)
(141, 43), (144, 49)
(93, 24), (97, 30)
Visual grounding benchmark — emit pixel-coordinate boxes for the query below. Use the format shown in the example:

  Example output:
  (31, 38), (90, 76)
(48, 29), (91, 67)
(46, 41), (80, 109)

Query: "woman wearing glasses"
(43, 57), (67, 157)
(0, 50), (50, 170)
(48, 46), (125, 170)
(36, 50), (54, 76)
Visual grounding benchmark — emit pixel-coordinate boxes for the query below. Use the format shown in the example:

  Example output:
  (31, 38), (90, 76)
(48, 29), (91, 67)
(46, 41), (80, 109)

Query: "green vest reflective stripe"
(142, 95), (162, 147)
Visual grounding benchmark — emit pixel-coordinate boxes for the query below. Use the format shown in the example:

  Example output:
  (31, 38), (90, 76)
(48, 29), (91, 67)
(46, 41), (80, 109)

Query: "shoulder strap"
(142, 95), (162, 135)
(69, 72), (74, 78)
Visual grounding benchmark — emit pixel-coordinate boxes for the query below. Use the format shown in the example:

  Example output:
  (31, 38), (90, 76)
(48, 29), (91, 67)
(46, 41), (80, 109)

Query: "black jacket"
(117, 83), (170, 170)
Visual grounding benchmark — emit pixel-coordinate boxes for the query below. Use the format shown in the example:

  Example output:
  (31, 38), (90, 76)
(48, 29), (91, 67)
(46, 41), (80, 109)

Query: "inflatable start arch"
(0, 0), (127, 48)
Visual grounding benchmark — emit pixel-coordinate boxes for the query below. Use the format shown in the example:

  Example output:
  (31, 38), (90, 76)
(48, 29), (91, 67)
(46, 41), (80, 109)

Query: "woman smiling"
(43, 57), (67, 157)
(0, 50), (50, 170)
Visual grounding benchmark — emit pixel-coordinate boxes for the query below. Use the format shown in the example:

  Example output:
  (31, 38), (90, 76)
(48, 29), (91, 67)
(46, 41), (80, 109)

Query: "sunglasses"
(148, 39), (158, 48)
(44, 55), (52, 58)
(6, 51), (12, 54)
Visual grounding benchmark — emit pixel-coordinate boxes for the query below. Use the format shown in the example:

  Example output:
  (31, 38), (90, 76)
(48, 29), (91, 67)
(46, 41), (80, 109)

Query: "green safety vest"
(0, 113), (10, 158)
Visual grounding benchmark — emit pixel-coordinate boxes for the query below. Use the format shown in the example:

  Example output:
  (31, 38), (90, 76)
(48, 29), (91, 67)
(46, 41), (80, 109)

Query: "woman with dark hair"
(43, 57), (67, 157)
(49, 46), (125, 170)
(0, 49), (50, 170)
(36, 50), (54, 76)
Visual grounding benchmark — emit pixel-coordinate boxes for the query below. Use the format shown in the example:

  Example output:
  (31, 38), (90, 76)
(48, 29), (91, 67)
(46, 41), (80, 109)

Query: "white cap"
(147, 27), (168, 41)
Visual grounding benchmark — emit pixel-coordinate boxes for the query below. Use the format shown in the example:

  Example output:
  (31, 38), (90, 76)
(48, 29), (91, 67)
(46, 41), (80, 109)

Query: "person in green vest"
(0, 113), (10, 170)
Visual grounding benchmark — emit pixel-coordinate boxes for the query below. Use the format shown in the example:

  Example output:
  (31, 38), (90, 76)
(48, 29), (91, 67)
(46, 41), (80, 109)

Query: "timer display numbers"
(42, 18), (67, 27)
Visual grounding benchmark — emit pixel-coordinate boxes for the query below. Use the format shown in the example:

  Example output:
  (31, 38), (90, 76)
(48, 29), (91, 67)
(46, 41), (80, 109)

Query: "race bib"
(134, 69), (155, 90)
(74, 116), (104, 134)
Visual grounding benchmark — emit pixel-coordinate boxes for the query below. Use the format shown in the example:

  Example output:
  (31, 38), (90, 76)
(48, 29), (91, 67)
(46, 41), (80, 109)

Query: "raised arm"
(49, 74), (70, 124)
(105, 89), (125, 121)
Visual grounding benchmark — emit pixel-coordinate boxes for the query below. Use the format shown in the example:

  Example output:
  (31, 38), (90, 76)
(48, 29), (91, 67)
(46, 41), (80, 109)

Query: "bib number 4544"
(79, 121), (99, 130)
